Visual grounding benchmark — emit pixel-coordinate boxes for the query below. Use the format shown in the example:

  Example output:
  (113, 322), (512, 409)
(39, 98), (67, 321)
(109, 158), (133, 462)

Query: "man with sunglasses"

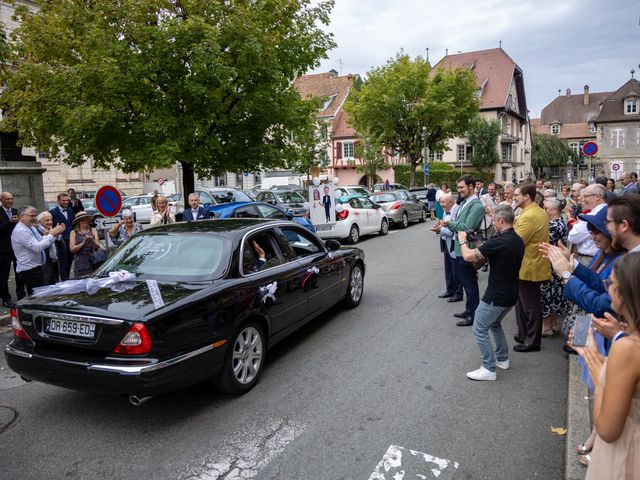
(568, 184), (607, 266)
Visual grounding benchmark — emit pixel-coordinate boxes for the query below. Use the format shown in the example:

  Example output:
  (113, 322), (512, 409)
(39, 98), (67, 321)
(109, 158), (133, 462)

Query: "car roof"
(143, 218), (290, 237)
(337, 194), (366, 203)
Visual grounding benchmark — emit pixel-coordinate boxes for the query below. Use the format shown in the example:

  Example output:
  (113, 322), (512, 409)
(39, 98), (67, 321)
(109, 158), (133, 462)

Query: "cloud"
(314, 0), (640, 116)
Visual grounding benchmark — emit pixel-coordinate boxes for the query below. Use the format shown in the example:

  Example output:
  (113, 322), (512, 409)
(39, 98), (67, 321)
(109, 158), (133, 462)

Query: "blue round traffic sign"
(95, 185), (122, 217)
(582, 141), (598, 156)
(424, 164), (430, 174)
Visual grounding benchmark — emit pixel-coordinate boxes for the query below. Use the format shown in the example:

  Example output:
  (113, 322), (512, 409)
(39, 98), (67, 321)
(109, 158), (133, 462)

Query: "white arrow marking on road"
(369, 445), (459, 480)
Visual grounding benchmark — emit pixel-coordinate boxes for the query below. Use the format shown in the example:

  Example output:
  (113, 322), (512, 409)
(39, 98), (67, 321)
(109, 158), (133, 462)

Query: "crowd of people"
(432, 171), (640, 477)
(0, 188), (216, 303)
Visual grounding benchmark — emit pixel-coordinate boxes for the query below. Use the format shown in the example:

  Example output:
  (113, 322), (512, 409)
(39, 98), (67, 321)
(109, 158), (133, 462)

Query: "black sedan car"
(5, 220), (365, 401)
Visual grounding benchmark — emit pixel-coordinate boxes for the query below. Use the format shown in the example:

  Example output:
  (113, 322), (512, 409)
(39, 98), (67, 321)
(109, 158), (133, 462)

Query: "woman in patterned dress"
(69, 211), (101, 278)
(541, 198), (570, 336)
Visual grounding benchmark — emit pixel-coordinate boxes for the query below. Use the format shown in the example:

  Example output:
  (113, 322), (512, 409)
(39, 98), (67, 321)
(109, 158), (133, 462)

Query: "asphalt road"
(0, 221), (568, 480)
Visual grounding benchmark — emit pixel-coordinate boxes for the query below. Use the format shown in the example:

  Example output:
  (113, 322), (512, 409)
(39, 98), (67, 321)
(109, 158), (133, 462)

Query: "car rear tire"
(400, 212), (409, 229)
(379, 218), (389, 235)
(216, 321), (265, 394)
(419, 209), (426, 222)
(347, 224), (360, 244)
(342, 262), (364, 308)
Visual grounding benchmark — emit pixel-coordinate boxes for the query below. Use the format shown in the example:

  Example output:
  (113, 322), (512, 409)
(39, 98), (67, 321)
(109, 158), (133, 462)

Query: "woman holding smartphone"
(578, 253), (640, 479)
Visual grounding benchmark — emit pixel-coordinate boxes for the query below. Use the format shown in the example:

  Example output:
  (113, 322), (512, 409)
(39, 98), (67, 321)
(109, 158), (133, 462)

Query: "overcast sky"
(313, 0), (640, 118)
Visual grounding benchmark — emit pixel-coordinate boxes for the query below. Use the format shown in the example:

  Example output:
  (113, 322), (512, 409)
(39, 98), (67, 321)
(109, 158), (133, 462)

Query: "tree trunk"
(407, 154), (415, 187)
(181, 160), (195, 197)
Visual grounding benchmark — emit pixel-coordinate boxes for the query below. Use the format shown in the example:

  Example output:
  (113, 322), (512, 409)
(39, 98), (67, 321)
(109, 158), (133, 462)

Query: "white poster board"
(308, 184), (336, 226)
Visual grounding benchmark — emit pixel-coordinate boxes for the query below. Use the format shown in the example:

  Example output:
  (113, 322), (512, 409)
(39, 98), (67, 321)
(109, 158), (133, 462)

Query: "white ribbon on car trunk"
(32, 270), (137, 297)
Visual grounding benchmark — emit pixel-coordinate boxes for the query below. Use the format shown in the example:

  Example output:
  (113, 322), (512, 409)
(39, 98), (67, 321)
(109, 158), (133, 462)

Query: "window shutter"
(336, 141), (342, 160)
(354, 141), (360, 157)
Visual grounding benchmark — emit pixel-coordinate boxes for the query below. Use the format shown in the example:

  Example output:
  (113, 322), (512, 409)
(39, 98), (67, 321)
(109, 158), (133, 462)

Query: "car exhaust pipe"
(128, 395), (154, 406)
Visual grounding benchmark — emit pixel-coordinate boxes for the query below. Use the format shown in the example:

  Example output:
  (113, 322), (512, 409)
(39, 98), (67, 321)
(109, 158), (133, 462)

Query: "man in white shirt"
(11, 206), (65, 295)
(568, 184), (607, 264)
(37, 211), (60, 285)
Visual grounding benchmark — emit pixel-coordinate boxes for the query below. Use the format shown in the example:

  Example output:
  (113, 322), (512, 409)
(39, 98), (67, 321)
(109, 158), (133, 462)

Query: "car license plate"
(316, 225), (332, 231)
(47, 319), (95, 338)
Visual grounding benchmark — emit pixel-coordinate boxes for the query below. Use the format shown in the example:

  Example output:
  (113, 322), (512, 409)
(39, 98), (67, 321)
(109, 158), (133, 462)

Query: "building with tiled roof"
(433, 48), (532, 183)
(292, 70), (396, 186)
(536, 75), (640, 181)
(594, 77), (640, 178)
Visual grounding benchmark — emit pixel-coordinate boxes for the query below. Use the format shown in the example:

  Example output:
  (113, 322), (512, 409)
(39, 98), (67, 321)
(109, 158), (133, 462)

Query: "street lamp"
(421, 126), (428, 186)
(566, 156), (573, 183)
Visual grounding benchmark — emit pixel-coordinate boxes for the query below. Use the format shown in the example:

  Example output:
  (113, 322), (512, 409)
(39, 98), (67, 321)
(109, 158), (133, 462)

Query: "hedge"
(393, 164), (495, 188)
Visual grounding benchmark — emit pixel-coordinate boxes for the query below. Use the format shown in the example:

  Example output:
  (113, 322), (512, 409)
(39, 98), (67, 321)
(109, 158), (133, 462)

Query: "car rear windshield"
(370, 193), (397, 202)
(96, 233), (229, 280)
(275, 191), (305, 203)
(212, 190), (252, 204)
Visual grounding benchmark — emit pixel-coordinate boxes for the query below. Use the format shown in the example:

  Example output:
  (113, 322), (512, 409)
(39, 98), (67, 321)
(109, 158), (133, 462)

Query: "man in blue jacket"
(183, 193), (211, 221)
(49, 192), (75, 280)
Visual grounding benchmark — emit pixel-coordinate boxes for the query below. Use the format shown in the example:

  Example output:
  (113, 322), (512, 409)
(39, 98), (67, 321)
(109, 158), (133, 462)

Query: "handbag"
(90, 248), (108, 267)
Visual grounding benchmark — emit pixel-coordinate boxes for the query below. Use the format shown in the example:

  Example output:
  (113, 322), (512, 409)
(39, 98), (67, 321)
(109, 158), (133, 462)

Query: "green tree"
(343, 52), (479, 187)
(286, 118), (332, 181)
(532, 134), (578, 177)
(0, 0), (336, 195)
(354, 138), (390, 189)
(466, 116), (501, 170)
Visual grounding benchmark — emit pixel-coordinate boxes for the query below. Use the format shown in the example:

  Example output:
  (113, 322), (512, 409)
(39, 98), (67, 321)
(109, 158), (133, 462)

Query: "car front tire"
(216, 321), (265, 394)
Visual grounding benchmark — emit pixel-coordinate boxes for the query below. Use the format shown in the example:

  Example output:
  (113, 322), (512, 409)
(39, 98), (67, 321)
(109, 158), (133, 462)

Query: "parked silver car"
(369, 189), (426, 228)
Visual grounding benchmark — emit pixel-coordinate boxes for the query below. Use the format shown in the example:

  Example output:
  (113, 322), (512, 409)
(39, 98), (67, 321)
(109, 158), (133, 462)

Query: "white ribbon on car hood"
(32, 270), (137, 297)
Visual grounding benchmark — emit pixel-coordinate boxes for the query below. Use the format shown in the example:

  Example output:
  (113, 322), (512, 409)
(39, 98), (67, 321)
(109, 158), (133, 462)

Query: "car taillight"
(113, 323), (152, 355)
(390, 201), (401, 210)
(337, 209), (349, 220)
(11, 308), (30, 341)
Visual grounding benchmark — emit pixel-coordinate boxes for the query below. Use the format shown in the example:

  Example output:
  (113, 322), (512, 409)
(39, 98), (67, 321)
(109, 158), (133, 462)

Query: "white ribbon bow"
(32, 270), (137, 297)
(259, 281), (278, 303)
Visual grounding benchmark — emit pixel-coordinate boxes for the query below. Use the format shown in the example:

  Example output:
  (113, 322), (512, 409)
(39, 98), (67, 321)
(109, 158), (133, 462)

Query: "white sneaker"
(466, 367), (497, 381)
(496, 359), (510, 370)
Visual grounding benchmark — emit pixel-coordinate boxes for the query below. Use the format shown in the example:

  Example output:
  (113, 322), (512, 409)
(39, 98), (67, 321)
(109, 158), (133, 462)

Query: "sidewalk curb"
(565, 355), (591, 479)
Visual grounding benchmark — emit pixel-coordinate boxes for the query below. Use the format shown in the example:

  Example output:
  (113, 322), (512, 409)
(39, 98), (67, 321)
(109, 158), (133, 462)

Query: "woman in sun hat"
(69, 211), (101, 278)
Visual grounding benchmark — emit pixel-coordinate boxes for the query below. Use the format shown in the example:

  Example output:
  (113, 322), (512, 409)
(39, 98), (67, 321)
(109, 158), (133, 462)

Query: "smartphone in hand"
(571, 315), (592, 347)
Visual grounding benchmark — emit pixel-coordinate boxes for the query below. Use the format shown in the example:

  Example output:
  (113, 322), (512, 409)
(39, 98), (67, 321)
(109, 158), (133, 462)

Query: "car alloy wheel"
(348, 224), (359, 244)
(400, 212), (409, 228)
(342, 263), (364, 308)
(380, 218), (389, 235)
(217, 322), (265, 394)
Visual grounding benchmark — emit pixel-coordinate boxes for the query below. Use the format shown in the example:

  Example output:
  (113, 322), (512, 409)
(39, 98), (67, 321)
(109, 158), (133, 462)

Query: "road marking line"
(369, 445), (459, 479)
(181, 417), (305, 480)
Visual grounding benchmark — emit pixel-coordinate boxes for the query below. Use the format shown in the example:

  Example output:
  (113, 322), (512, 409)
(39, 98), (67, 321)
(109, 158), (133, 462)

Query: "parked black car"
(5, 219), (365, 401)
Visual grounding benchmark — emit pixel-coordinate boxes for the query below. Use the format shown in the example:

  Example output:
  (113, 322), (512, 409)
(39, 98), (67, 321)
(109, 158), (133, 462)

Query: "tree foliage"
(354, 137), (390, 189)
(532, 134), (578, 172)
(343, 52), (479, 187)
(0, 0), (336, 194)
(286, 118), (332, 177)
(466, 116), (501, 170)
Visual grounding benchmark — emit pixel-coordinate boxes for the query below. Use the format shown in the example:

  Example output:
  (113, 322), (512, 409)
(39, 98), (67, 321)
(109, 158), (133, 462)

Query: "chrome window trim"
(21, 309), (124, 325)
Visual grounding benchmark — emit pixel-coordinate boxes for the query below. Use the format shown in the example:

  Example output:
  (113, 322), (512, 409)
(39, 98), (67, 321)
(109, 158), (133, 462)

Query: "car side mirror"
(325, 239), (341, 251)
(284, 210), (294, 220)
(203, 203), (210, 208)
(373, 203), (381, 209)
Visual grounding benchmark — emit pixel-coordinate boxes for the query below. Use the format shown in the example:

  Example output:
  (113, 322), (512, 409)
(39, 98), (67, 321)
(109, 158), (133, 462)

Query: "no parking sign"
(95, 185), (123, 217)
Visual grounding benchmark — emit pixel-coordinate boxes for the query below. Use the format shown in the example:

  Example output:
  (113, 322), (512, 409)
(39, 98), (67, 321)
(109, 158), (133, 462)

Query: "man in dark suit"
(322, 186), (332, 223)
(0, 192), (25, 305)
(183, 193), (211, 221)
(475, 180), (488, 198)
(50, 192), (75, 281)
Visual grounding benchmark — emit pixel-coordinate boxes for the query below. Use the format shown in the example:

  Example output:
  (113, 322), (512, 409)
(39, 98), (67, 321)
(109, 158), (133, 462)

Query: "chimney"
(584, 85), (590, 106)
(566, 88), (571, 97)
